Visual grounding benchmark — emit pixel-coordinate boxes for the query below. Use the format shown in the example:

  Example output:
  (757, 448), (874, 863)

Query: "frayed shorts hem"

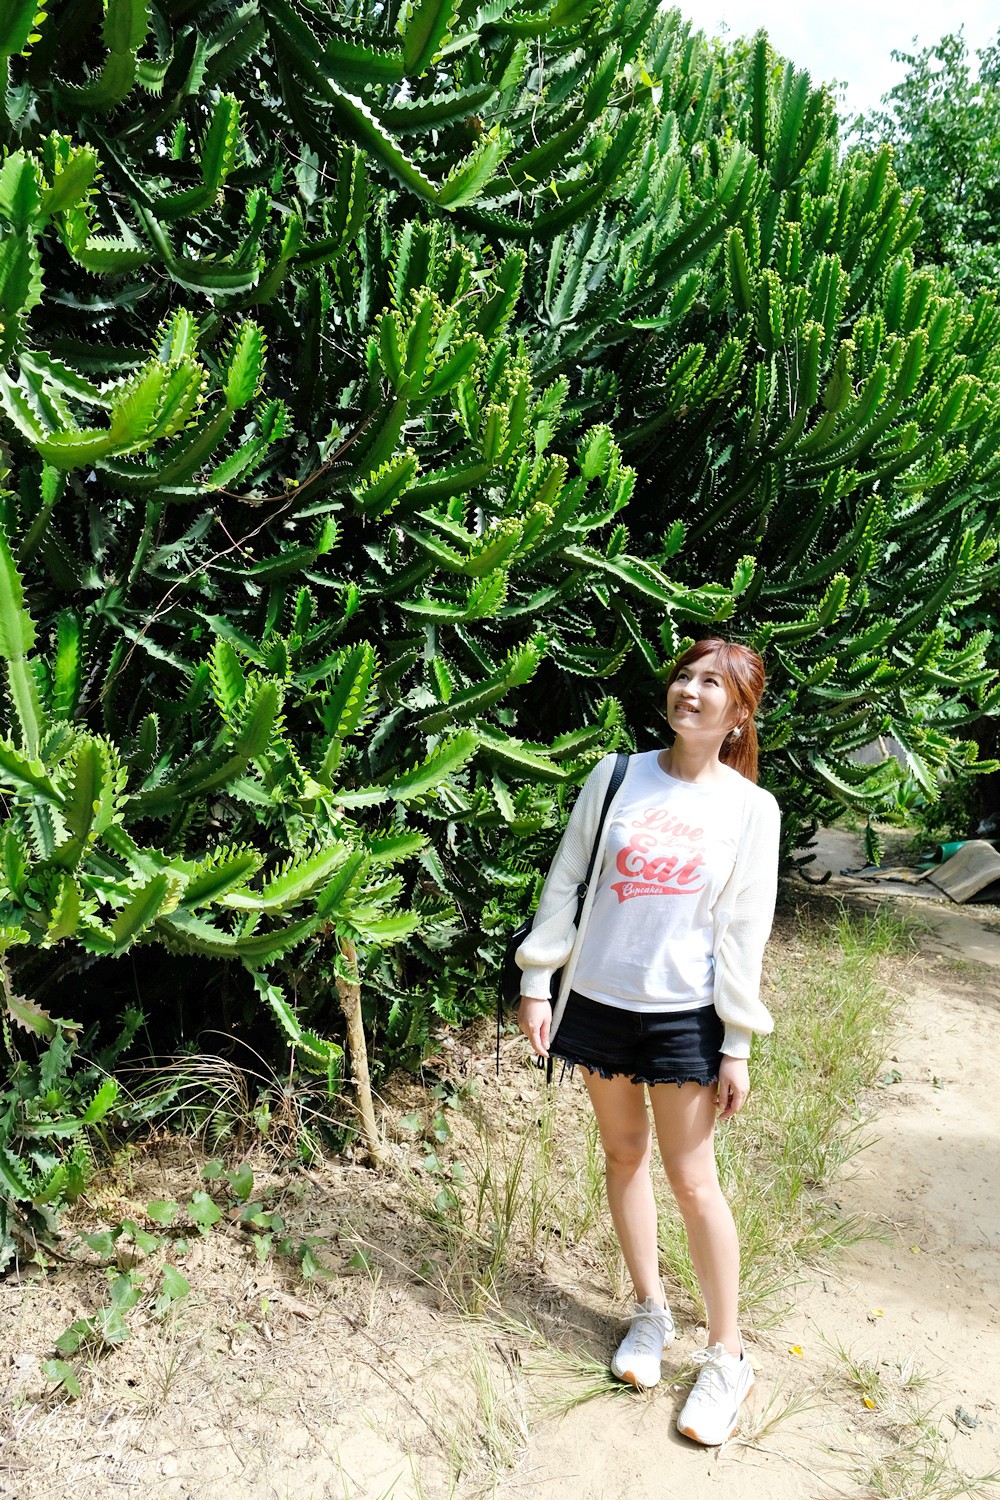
(547, 1052), (720, 1089)
(547, 989), (725, 1089)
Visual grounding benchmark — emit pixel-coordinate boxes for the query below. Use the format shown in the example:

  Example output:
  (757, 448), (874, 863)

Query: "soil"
(2, 857), (999, 1500)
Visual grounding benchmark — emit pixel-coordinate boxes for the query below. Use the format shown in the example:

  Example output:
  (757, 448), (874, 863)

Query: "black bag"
(496, 752), (629, 1067)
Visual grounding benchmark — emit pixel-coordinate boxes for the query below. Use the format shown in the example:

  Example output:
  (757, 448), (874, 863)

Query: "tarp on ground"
(924, 841), (1000, 903)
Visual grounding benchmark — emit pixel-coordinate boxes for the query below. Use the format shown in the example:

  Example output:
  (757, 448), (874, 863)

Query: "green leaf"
(56, 737), (119, 855)
(437, 129), (511, 210)
(38, 144), (99, 220)
(0, 154), (42, 229)
(187, 1190), (222, 1233)
(227, 1163), (254, 1201)
(401, 0), (457, 76)
(221, 322), (266, 410)
(180, 849), (263, 908)
(58, 0), (151, 111)
(353, 450), (418, 517)
(1, 985), (59, 1040)
(228, 844), (353, 913)
(158, 94), (241, 219)
(87, 874), (176, 954)
(210, 639), (248, 722)
(0, 520), (44, 755)
(44, 872), (81, 945)
(321, 643), (378, 742)
(146, 1200), (180, 1226)
(0, 1147), (32, 1198)
(0, 741), (59, 801)
(0, 0), (43, 58)
(82, 1079), (119, 1124)
(43, 1359), (81, 1398)
(51, 610), (83, 720)
(156, 1265), (190, 1309)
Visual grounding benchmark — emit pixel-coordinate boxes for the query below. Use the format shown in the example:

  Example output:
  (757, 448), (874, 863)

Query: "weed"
(402, 1085), (556, 1314)
(434, 1339), (528, 1485)
(124, 1035), (352, 1161)
(831, 1343), (1000, 1500)
(736, 1381), (824, 1446)
(513, 1318), (641, 1417)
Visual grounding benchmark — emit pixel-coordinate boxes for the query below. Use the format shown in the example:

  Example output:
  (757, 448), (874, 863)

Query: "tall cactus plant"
(1, 0), (998, 1240)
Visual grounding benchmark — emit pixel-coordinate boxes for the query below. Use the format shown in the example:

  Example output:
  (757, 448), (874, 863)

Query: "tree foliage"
(2, 0), (1000, 1246)
(851, 28), (1000, 293)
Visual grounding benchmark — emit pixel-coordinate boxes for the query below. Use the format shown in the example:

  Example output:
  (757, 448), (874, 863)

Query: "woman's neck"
(658, 741), (728, 785)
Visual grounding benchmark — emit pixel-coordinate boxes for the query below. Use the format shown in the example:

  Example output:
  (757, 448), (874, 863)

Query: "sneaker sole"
(610, 1328), (675, 1389)
(611, 1364), (661, 1389)
(677, 1417), (737, 1445)
(677, 1369), (755, 1445)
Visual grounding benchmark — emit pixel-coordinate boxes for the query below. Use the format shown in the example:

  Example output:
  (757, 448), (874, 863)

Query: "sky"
(673, 0), (999, 119)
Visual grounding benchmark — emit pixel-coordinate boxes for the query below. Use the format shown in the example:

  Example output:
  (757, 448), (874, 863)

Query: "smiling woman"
(668, 638), (765, 785)
(513, 637), (781, 1446)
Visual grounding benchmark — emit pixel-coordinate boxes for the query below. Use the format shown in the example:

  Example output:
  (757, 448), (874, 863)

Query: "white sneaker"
(676, 1342), (755, 1445)
(610, 1296), (676, 1388)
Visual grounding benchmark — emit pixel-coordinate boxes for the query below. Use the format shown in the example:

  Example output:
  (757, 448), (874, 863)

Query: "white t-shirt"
(571, 752), (744, 1011)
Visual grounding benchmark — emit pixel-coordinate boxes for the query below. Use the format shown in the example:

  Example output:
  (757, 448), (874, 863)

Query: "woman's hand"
(518, 996), (552, 1059)
(716, 1056), (750, 1120)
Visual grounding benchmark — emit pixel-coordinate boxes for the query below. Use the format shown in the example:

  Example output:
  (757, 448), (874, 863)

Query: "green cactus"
(0, 0), (998, 1227)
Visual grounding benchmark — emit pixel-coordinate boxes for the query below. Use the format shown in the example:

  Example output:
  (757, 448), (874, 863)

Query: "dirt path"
(525, 952), (1000, 1499)
(3, 863), (999, 1500)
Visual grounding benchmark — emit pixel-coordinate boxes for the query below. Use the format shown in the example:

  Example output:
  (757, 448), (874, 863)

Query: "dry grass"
(3, 894), (990, 1500)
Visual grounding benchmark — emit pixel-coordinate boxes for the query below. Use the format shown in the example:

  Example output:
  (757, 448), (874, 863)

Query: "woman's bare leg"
(581, 1069), (663, 1304)
(649, 1081), (741, 1355)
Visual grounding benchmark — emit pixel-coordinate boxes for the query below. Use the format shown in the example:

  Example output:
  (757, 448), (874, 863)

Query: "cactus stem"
(335, 936), (384, 1169)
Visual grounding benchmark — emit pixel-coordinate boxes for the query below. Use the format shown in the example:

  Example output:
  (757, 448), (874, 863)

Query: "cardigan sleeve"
(714, 790), (781, 1059)
(513, 756), (613, 1000)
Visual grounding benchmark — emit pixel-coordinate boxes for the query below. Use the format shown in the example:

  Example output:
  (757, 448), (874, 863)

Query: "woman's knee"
(602, 1128), (652, 1175)
(663, 1158), (722, 1214)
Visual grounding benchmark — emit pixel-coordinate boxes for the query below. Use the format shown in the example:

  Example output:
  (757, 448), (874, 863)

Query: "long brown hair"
(665, 638), (766, 783)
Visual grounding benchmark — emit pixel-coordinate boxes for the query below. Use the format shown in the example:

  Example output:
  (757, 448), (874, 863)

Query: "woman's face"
(666, 655), (743, 742)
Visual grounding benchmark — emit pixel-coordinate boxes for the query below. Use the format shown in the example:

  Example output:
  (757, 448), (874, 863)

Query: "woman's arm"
(714, 792), (781, 1060)
(514, 755), (614, 1000)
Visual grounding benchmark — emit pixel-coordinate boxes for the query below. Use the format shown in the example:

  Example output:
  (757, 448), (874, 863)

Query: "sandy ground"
(2, 845), (999, 1500)
(527, 953), (1000, 1500)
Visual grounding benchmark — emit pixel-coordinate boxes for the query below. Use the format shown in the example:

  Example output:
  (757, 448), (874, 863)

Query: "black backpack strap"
(498, 750), (629, 1081)
(578, 750), (629, 898)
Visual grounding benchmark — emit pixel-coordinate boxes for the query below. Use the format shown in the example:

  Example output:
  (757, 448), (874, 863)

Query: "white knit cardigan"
(514, 753), (782, 1060)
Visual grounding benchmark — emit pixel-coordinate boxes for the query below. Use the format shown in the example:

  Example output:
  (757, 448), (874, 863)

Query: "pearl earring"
(731, 726), (741, 739)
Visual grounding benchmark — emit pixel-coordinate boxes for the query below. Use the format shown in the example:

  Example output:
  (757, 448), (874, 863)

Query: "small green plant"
(833, 1344), (1000, 1500)
(508, 1317), (642, 1417)
(36, 1148), (324, 1400)
(43, 1252), (191, 1399)
(0, 1008), (130, 1269)
(404, 1078), (574, 1314)
(430, 1339), (529, 1486)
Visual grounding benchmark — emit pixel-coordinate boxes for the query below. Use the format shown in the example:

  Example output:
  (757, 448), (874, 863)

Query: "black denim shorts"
(548, 989), (725, 1087)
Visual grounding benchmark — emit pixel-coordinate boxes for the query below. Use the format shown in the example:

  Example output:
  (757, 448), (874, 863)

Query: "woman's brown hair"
(665, 638), (766, 783)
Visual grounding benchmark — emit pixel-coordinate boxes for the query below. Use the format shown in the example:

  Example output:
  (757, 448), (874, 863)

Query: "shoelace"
(689, 1343), (734, 1397)
(624, 1308), (668, 1356)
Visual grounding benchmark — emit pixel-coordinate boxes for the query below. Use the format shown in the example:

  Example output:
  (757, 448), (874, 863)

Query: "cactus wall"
(2, 0), (1000, 1241)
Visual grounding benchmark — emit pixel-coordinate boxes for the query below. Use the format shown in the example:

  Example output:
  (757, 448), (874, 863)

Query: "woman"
(515, 638), (780, 1446)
